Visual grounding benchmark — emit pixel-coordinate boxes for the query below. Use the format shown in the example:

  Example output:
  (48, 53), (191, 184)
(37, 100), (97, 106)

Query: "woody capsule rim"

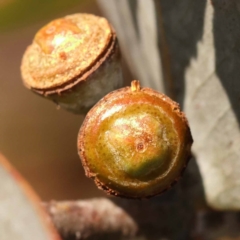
(20, 13), (118, 96)
(78, 81), (193, 199)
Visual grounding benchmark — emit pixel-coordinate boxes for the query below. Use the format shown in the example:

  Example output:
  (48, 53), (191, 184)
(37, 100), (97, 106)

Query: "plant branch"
(43, 198), (138, 240)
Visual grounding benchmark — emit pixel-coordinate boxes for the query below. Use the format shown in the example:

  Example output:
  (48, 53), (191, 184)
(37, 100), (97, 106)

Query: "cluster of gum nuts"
(21, 13), (193, 199)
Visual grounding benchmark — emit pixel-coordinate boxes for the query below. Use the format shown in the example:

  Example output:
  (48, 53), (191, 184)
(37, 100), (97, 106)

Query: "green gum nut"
(78, 81), (193, 198)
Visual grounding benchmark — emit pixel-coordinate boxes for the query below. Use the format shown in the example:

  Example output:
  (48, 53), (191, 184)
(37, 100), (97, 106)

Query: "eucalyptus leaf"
(0, 154), (60, 240)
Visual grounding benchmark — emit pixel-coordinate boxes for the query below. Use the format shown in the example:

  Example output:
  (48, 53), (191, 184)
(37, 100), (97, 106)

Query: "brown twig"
(43, 198), (138, 240)
(43, 184), (195, 240)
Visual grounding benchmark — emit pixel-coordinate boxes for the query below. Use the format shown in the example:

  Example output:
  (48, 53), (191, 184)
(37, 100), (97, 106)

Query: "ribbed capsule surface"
(78, 81), (193, 198)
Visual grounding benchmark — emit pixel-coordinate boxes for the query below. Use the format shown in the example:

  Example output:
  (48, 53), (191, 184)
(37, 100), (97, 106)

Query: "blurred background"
(0, 0), (132, 200)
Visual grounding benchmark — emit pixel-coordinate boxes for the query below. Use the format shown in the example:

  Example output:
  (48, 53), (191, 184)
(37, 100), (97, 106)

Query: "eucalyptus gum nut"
(20, 13), (122, 114)
(78, 81), (193, 198)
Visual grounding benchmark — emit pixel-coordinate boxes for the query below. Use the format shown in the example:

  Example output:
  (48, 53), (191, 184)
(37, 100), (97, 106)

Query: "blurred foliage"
(0, 0), (87, 32)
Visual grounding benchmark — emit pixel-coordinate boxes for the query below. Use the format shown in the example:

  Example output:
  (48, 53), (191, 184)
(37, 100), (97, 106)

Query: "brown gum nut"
(21, 14), (122, 114)
(78, 81), (193, 199)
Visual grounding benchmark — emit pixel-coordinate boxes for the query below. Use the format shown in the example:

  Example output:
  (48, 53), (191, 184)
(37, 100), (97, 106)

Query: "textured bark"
(44, 196), (240, 240)
(44, 193), (192, 240)
(43, 198), (137, 240)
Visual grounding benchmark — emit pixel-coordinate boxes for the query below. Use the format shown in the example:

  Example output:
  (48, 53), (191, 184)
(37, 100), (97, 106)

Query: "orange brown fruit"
(78, 81), (193, 198)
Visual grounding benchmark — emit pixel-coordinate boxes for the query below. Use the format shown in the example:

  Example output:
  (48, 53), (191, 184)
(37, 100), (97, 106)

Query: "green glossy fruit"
(78, 81), (193, 198)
